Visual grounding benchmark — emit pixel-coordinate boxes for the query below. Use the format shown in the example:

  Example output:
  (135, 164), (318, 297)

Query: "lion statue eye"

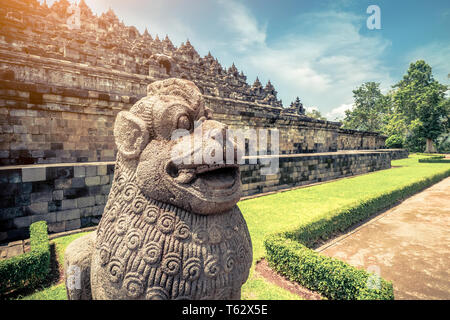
(177, 115), (191, 131)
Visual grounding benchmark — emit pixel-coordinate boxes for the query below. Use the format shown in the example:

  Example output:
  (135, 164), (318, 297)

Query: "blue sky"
(46, 0), (449, 119)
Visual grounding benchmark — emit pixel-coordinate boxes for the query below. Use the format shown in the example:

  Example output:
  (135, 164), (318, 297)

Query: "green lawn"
(18, 153), (450, 300)
(240, 154), (449, 298)
(239, 154), (450, 262)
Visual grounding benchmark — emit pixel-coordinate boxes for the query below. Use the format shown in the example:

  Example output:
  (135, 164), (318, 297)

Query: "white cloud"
(214, 3), (393, 115)
(326, 103), (354, 121)
(305, 106), (319, 112)
(217, 0), (266, 50)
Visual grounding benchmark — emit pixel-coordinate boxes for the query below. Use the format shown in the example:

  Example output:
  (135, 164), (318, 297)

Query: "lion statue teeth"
(64, 78), (253, 300)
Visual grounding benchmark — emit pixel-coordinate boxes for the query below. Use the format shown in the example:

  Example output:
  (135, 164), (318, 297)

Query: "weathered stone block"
(61, 199), (77, 210)
(55, 178), (72, 189)
(26, 201), (48, 215)
(100, 184), (111, 195)
(56, 209), (81, 222)
(30, 191), (52, 202)
(46, 166), (73, 180)
(13, 125), (27, 134)
(22, 167), (46, 182)
(80, 207), (93, 217)
(31, 180), (53, 193)
(99, 175), (109, 185)
(14, 216), (31, 229)
(32, 212), (56, 224)
(74, 166), (86, 178)
(97, 165), (107, 176)
(76, 196), (95, 208)
(48, 221), (65, 233)
(15, 193), (31, 206)
(71, 177), (86, 188)
(0, 150), (9, 159)
(64, 187), (89, 199)
(0, 207), (24, 221)
(65, 219), (81, 231)
(91, 205), (104, 217)
(85, 176), (100, 186)
(53, 190), (64, 200)
(85, 166), (97, 177)
(95, 195), (105, 205)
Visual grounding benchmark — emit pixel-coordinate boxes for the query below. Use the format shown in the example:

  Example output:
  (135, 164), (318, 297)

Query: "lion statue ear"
(114, 111), (149, 159)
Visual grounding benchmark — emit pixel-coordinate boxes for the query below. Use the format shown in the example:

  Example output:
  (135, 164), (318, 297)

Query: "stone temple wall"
(0, 150), (407, 242)
(0, 69), (386, 166)
(0, 0), (387, 166)
(241, 151), (392, 196)
(207, 96), (386, 154)
(0, 65), (385, 165)
(0, 162), (113, 241)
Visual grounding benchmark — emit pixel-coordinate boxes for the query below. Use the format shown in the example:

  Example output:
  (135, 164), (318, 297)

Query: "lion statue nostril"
(166, 162), (179, 178)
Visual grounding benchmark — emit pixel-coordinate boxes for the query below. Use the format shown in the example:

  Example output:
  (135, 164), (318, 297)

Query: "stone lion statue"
(64, 78), (252, 300)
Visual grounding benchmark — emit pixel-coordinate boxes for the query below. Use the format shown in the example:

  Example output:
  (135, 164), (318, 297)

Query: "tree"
(381, 111), (407, 148)
(433, 98), (450, 152)
(392, 60), (449, 152)
(342, 82), (390, 132)
(306, 109), (327, 121)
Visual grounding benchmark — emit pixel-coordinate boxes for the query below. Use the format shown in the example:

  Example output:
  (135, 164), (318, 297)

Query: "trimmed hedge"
(0, 221), (50, 295)
(264, 168), (450, 300)
(265, 236), (394, 300)
(418, 156), (450, 163)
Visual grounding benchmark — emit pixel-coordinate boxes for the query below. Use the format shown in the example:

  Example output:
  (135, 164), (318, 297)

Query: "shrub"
(0, 221), (50, 295)
(385, 134), (404, 148)
(264, 168), (450, 300)
(418, 156), (450, 163)
(265, 235), (394, 300)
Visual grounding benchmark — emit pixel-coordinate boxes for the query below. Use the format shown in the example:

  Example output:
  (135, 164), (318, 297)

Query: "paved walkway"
(317, 177), (450, 300)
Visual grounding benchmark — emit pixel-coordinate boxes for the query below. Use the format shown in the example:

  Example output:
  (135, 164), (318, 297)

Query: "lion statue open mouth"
(64, 78), (253, 300)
